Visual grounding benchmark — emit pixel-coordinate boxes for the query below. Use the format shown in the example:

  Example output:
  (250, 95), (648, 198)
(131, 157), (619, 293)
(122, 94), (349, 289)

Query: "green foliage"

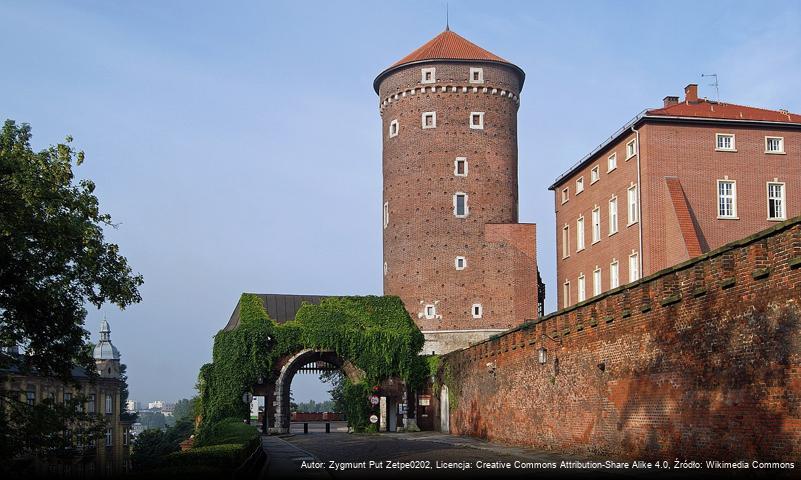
(195, 417), (257, 447)
(294, 399), (337, 413)
(172, 397), (197, 423)
(197, 294), (424, 434)
(0, 120), (143, 380)
(342, 381), (372, 432)
(131, 417), (196, 471)
(163, 439), (259, 470)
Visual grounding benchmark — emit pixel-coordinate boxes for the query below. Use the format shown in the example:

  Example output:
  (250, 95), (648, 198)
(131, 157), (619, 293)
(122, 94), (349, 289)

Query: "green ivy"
(197, 294), (425, 435)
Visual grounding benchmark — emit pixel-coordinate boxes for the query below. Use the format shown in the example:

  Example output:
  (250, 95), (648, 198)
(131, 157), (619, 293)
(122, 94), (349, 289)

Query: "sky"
(2, 0), (800, 403)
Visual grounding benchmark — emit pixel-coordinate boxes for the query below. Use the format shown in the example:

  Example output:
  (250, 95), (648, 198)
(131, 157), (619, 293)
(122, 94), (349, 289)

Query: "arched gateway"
(267, 349), (365, 434)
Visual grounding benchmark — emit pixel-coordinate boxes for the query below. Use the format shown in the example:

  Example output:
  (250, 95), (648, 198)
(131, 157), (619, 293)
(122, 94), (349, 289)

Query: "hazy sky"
(2, 1), (800, 403)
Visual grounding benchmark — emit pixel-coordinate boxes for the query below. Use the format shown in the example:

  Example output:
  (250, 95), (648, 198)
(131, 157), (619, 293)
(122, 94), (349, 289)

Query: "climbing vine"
(197, 294), (425, 436)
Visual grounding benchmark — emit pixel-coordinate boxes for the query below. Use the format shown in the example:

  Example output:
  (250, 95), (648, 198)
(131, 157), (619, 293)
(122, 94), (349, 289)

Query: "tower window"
(590, 165), (600, 184)
(389, 119), (399, 138)
(562, 224), (570, 259)
(591, 207), (601, 244)
(383, 262), (388, 276)
(469, 67), (484, 84)
(105, 394), (113, 414)
(424, 304), (436, 319)
(422, 112), (436, 129)
(716, 133), (735, 151)
(577, 274), (586, 302)
(593, 267), (602, 296)
(470, 112), (484, 129)
(105, 428), (113, 447)
(421, 67), (436, 84)
(561, 187), (569, 204)
(766, 136), (785, 154)
(576, 215), (585, 251)
(454, 157), (468, 176)
(575, 176), (584, 194)
(453, 193), (469, 217)
(563, 280), (571, 308)
(472, 303), (483, 318)
(383, 202), (389, 228)
(455, 256), (466, 270)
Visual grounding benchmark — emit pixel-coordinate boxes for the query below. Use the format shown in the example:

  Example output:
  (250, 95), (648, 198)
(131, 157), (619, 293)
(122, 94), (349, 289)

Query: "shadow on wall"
(615, 293), (799, 459)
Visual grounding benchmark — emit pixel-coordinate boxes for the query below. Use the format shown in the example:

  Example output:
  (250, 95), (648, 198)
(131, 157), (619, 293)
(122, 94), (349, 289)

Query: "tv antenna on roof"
(701, 73), (719, 102)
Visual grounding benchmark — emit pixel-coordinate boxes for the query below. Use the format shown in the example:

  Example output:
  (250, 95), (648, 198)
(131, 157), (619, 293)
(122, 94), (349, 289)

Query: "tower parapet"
(94, 318), (121, 379)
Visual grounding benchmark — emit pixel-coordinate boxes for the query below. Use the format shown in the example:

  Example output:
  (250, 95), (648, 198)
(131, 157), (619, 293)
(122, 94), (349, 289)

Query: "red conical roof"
(390, 29), (510, 67)
(374, 29), (524, 93)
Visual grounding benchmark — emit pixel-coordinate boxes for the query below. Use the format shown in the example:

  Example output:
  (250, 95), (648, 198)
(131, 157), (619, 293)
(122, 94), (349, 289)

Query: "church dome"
(93, 318), (120, 360)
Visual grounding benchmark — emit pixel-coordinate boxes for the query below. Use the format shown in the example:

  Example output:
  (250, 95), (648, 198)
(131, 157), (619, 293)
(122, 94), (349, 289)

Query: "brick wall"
(441, 217), (801, 460)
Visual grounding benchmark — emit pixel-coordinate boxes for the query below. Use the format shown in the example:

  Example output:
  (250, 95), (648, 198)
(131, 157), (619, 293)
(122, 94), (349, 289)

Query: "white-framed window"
(576, 216), (585, 251)
(87, 394), (96, 414)
(563, 281), (571, 308)
(591, 207), (601, 244)
(609, 195), (618, 235)
(610, 260), (620, 289)
(469, 67), (484, 84)
(424, 304), (436, 319)
(471, 303), (483, 318)
(716, 133), (735, 151)
(422, 111), (436, 129)
(470, 112), (484, 129)
(590, 165), (600, 184)
(383, 262), (388, 276)
(453, 193), (468, 217)
(561, 187), (569, 204)
(717, 179), (737, 219)
(593, 267), (602, 296)
(577, 274), (586, 302)
(629, 252), (640, 282)
(383, 202), (389, 228)
(627, 184), (638, 225)
(575, 176), (585, 194)
(626, 139), (637, 159)
(767, 182), (786, 220)
(105, 394), (113, 414)
(562, 224), (570, 258)
(389, 119), (399, 138)
(454, 157), (468, 176)
(607, 152), (617, 172)
(105, 428), (113, 447)
(421, 67), (436, 84)
(455, 256), (466, 270)
(766, 136), (785, 154)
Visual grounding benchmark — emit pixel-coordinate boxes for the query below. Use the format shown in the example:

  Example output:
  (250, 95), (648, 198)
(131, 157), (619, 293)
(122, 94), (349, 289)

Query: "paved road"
(267, 432), (641, 479)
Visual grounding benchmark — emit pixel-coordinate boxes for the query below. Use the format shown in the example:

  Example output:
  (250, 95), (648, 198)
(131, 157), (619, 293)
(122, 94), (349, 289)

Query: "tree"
(0, 119), (143, 380)
(172, 397), (197, 423)
(321, 370), (347, 413)
(120, 364), (137, 422)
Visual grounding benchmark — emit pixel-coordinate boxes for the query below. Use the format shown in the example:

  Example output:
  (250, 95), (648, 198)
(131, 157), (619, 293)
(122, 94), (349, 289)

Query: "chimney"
(663, 96), (679, 107)
(684, 84), (698, 103)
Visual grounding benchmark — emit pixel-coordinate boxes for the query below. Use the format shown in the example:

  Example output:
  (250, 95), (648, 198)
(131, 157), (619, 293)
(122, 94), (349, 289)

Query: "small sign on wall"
(418, 395), (431, 406)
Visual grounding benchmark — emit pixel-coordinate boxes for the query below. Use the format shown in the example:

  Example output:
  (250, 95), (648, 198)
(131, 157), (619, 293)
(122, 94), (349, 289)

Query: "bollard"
(303, 422), (308, 434)
(325, 422), (330, 433)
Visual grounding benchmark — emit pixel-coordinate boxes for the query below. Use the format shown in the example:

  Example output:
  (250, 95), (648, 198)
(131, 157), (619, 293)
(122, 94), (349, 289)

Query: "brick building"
(374, 29), (541, 354)
(551, 83), (801, 308)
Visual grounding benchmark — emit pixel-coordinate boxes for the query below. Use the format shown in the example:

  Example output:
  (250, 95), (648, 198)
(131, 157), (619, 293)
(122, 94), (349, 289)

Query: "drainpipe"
(631, 126), (644, 278)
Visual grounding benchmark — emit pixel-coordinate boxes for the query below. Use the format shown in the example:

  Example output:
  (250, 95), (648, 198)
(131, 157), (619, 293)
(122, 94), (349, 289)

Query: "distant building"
(147, 400), (165, 410)
(125, 399), (138, 413)
(550, 84), (801, 308)
(0, 319), (132, 476)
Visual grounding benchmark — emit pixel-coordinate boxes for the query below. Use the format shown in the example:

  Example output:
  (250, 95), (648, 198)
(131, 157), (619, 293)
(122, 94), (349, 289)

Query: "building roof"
(93, 318), (120, 360)
(664, 177), (704, 258)
(373, 29), (524, 93)
(224, 294), (328, 331)
(550, 94), (801, 190)
(646, 99), (801, 123)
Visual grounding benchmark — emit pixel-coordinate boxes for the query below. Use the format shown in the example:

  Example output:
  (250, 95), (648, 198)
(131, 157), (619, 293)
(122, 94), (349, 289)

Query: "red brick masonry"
(442, 216), (801, 460)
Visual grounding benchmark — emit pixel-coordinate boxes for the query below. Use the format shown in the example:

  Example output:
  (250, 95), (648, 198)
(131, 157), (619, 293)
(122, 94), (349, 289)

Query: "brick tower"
(374, 29), (539, 354)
